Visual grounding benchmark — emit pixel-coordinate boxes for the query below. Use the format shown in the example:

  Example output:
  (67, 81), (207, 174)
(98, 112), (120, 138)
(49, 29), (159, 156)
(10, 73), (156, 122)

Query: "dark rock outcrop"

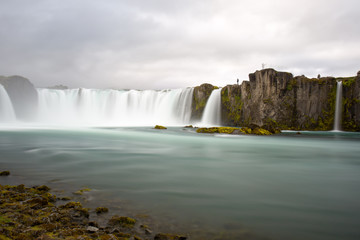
(220, 68), (360, 131)
(0, 75), (38, 120)
(190, 83), (217, 121)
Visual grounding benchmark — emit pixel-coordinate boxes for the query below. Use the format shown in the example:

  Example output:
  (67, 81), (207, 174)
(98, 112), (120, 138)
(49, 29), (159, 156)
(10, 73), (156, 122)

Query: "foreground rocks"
(0, 184), (187, 240)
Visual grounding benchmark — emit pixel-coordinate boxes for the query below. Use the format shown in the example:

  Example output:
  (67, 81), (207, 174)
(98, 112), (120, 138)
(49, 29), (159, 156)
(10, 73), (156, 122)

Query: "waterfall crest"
(36, 88), (194, 126)
(333, 81), (343, 131)
(0, 85), (16, 122)
(200, 88), (222, 126)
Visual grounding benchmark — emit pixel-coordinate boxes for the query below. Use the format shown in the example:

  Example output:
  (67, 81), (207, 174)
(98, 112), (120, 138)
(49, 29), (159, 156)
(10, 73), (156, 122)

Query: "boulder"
(154, 125), (167, 129)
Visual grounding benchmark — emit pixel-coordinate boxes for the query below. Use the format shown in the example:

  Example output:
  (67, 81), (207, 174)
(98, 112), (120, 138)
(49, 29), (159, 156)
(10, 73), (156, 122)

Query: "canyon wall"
(0, 75), (38, 120)
(219, 69), (360, 131)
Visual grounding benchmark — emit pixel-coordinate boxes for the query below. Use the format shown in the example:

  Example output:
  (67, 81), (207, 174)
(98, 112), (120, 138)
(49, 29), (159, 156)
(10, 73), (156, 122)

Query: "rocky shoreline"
(0, 172), (187, 240)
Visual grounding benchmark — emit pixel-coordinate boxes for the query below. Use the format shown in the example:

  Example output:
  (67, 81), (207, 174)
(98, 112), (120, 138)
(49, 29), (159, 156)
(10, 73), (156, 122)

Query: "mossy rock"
(62, 201), (83, 209)
(108, 216), (136, 228)
(252, 128), (272, 135)
(95, 207), (109, 214)
(261, 119), (282, 134)
(218, 127), (239, 134)
(240, 127), (252, 134)
(0, 171), (10, 176)
(73, 188), (91, 195)
(196, 127), (240, 134)
(35, 185), (50, 193)
(196, 127), (219, 133)
(154, 233), (187, 240)
(99, 234), (120, 240)
(154, 125), (167, 129)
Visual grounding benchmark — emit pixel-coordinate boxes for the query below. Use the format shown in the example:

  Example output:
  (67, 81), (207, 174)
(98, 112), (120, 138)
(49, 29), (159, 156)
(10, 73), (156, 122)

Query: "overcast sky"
(0, 0), (359, 89)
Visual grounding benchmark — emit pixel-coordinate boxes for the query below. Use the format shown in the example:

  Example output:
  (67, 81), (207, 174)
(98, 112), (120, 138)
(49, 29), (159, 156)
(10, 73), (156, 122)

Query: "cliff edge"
(220, 69), (360, 131)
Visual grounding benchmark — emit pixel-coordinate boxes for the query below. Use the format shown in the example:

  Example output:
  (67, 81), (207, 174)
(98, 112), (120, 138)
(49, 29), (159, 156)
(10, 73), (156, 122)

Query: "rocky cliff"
(197, 69), (359, 131)
(341, 71), (360, 131)
(190, 83), (218, 121)
(0, 75), (38, 120)
(222, 69), (360, 131)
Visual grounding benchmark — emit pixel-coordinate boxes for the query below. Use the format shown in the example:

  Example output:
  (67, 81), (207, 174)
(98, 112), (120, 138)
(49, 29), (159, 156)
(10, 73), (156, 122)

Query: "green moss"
(302, 84), (337, 131)
(154, 233), (187, 240)
(0, 234), (12, 240)
(342, 97), (360, 131)
(196, 127), (274, 135)
(108, 216), (136, 228)
(340, 76), (360, 131)
(0, 215), (12, 224)
(218, 127), (239, 134)
(337, 77), (356, 87)
(35, 185), (50, 193)
(221, 87), (243, 126)
(262, 118), (283, 133)
(240, 127), (252, 134)
(196, 127), (240, 134)
(263, 99), (272, 104)
(196, 127), (221, 133)
(62, 201), (83, 208)
(252, 128), (272, 135)
(286, 79), (297, 91)
(96, 207), (109, 214)
(73, 188), (91, 195)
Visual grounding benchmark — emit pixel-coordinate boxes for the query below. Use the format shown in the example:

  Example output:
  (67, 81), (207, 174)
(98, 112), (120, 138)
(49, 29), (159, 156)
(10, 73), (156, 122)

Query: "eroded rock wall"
(342, 74), (360, 131)
(190, 83), (217, 122)
(0, 75), (38, 120)
(220, 68), (359, 131)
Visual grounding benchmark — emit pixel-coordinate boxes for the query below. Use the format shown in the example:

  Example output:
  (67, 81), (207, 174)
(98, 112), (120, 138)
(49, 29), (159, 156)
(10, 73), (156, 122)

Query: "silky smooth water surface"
(0, 127), (359, 240)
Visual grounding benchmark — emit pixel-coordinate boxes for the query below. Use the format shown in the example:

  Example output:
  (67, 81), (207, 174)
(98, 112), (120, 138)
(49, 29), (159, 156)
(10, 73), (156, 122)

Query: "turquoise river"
(0, 127), (359, 240)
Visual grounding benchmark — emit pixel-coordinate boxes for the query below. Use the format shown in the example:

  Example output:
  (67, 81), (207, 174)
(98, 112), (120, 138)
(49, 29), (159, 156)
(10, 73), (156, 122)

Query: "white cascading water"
(36, 88), (194, 126)
(200, 88), (222, 126)
(0, 85), (16, 122)
(333, 81), (343, 131)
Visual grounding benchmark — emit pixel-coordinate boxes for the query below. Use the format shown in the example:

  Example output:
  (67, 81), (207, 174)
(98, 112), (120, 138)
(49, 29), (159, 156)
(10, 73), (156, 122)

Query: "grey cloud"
(0, 0), (359, 89)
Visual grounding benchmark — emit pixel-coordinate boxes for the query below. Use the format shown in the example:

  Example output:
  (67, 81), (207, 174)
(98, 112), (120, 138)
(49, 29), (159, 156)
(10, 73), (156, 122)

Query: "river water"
(0, 127), (359, 240)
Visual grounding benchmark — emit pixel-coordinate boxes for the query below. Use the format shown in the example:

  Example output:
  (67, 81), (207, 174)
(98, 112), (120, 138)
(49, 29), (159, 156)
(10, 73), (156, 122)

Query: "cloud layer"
(1, 0), (359, 89)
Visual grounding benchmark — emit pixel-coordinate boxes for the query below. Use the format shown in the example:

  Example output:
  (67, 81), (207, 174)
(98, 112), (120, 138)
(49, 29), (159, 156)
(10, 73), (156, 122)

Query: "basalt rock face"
(191, 83), (217, 122)
(0, 75), (38, 120)
(341, 75), (360, 131)
(220, 68), (360, 131)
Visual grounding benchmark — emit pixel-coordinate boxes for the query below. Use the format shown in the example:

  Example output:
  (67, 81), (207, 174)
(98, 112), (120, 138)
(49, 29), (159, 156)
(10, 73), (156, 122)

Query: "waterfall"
(333, 81), (343, 131)
(36, 88), (194, 126)
(0, 85), (16, 122)
(200, 88), (222, 126)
